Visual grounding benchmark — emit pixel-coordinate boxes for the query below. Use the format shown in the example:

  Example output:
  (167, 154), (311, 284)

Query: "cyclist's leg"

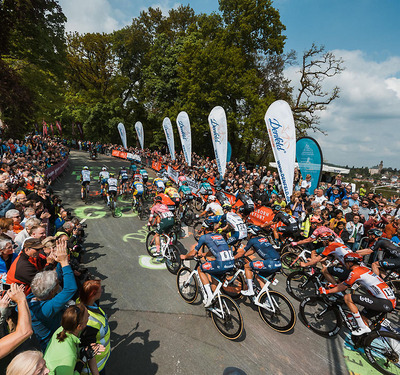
(199, 261), (220, 305)
(241, 259), (255, 296)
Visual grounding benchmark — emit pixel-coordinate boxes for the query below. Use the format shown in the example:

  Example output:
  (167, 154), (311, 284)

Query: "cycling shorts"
(250, 259), (281, 277)
(352, 294), (394, 318)
(379, 258), (400, 270)
(108, 190), (117, 197)
(201, 260), (234, 275)
(208, 215), (222, 224)
(170, 197), (180, 206)
(142, 176), (148, 183)
(81, 181), (90, 187)
(200, 189), (213, 196)
(326, 265), (350, 281)
(101, 179), (108, 185)
(121, 178), (129, 183)
(156, 217), (175, 235)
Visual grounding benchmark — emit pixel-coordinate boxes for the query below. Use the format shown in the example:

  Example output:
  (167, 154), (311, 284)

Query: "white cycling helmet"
(208, 195), (216, 202)
(102, 166), (107, 171)
(83, 166), (89, 170)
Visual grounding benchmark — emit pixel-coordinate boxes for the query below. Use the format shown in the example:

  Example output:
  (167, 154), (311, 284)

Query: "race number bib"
(220, 250), (234, 261)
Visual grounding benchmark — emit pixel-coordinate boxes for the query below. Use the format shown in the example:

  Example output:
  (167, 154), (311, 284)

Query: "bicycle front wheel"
(221, 272), (246, 300)
(145, 231), (157, 257)
(211, 295), (244, 340)
(299, 296), (341, 337)
(364, 330), (400, 375)
(176, 267), (198, 303)
(286, 270), (317, 301)
(165, 244), (181, 275)
(280, 251), (302, 277)
(258, 291), (296, 332)
(193, 221), (203, 241)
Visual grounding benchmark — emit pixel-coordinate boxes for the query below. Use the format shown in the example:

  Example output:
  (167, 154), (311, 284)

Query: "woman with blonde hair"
(6, 350), (49, 375)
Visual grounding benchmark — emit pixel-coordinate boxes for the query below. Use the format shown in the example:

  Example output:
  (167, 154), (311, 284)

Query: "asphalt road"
(53, 150), (385, 375)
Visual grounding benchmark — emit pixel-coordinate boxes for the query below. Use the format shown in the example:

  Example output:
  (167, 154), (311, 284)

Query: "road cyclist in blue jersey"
(234, 225), (282, 297)
(181, 219), (235, 307)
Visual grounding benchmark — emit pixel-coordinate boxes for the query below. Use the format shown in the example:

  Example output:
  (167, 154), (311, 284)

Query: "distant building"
(369, 161), (383, 175)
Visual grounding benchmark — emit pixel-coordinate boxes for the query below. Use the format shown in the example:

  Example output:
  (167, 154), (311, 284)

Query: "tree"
(291, 44), (344, 134)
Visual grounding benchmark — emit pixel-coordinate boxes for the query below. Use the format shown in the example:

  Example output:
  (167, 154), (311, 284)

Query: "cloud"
(285, 50), (400, 168)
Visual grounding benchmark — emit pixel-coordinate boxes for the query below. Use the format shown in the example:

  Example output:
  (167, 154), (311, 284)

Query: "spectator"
(329, 210), (346, 231)
(338, 199), (351, 215)
(80, 280), (111, 375)
(28, 239), (77, 352)
(5, 209), (24, 234)
(345, 204), (362, 223)
(14, 218), (41, 253)
(384, 216), (400, 239)
(391, 227), (400, 245)
(0, 284), (33, 359)
(6, 350), (48, 375)
(359, 199), (370, 222)
(343, 214), (364, 250)
(0, 238), (18, 274)
(0, 217), (16, 240)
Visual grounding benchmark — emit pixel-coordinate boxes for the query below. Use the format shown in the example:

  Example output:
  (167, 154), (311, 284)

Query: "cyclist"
(147, 196), (175, 255)
(195, 178), (213, 206)
(319, 252), (396, 336)
(178, 180), (192, 201)
(359, 229), (400, 277)
(133, 171), (143, 182)
(198, 195), (223, 223)
(80, 166), (91, 199)
(178, 174), (187, 187)
(153, 176), (165, 193)
(129, 162), (137, 174)
(106, 173), (118, 206)
(235, 225), (281, 297)
(234, 187), (255, 219)
(164, 181), (180, 207)
(118, 166), (130, 195)
(181, 219), (234, 307)
(300, 233), (353, 286)
(132, 174), (145, 205)
(98, 166), (109, 195)
(215, 186), (230, 206)
(139, 166), (149, 183)
(216, 203), (247, 251)
(263, 205), (300, 242)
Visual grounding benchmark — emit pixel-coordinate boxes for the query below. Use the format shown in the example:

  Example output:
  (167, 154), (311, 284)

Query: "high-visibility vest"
(82, 306), (111, 372)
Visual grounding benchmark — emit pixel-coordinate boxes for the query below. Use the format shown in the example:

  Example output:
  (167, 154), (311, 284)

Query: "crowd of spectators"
(0, 136), (110, 375)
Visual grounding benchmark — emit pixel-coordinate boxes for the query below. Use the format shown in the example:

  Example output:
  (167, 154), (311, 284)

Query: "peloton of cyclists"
(262, 205), (300, 243)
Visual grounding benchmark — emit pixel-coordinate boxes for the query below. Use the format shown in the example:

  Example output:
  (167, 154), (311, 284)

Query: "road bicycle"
(132, 194), (146, 220)
(300, 293), (400, 375)
(109, 193), (117, 217)
(286, 266), (328, 301)
(176, 257), (244, 340)
(81, 182), (90, 204)
(222, 258), (296, 333)
(280, 246), (312, 277)
(146, 230), (181, 274)
(178, 196), (196, 226)
(120, 180), (130, 199)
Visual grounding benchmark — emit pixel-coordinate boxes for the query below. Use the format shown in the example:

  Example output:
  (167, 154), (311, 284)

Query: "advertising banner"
(162, 117), (175, 161)
(44, 158), (69, 182)
(117, 122), (127, 149)
(265, 100), (296, 203)
(296, 137), (323, 195)
(135, 121), (144, 150)
(176, 111), (192, 166)
(208, 106), (228, 178)
(248, 207), (274, 227)
(167, 166), (179, 184)
(112, 150), (127, 159)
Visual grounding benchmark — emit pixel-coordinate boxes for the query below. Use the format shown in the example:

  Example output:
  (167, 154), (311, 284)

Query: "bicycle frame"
(287, 249), (311, 267)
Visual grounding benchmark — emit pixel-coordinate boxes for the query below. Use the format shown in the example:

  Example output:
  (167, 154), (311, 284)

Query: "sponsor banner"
(162, 117), (175, 161)
(227, 141), (232, 162)
(126, 153), (141, 163)
(112, 150), (127, 159)
(186, 177), (199, 193)
(44, 158), (69, 182)
(167, 166), (179, 184)
(176, 111), (192, 166)
(135, 121), (144, 150)
(117, 122), (127, 149)
(265, 100), (296, 203)
(248, 206), (274, 226)
(151, 161), (162, 171)
(208, 106), (228, 178)
(296, 136), (323, 195)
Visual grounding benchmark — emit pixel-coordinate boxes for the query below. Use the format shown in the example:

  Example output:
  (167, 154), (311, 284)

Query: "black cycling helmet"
(222, 203), (232, 211)
(154, 196), (162, 203)
(368, 228), (383, 237)
(319, 233), (335, 242)
(272, 204), (282, 212)
(344, 252), (363, 264)
(248, 225), (261, 236)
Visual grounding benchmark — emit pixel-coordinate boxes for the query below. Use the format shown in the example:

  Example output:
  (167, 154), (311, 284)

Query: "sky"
(57, 0), (400, 168)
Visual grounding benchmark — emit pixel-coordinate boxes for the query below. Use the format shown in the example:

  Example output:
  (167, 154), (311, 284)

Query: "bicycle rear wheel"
(165, 244), (181, 275)
(193, 221), (203, 241)
(364, 330), (400, 375)
(145, 231), (157, 257)
(286, 270), (317, 301)
(258, 291), (296, 332)
(110, 200), (116, 217)
(299, 296), (341, 337)
(183, 208), (195, 226)
(281, 251), (302, 277)
(221, 272), (246, 300)
(211, 295), (243, 340)
(176, 267), (198, 303)
(194, 198), (203, 212)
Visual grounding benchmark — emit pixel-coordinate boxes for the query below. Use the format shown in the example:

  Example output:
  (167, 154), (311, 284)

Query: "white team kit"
(107, 178), (118, 191)
(81, 170), (91, 182)
(226, 212), (247, 239)
(205, 202), (223, 216)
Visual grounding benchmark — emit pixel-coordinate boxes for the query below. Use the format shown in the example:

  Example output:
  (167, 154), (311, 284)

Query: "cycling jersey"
(204, 202), (223, 216)
(139, 169), (148, 177)
(272, 211), (298, 227)
(321, 242), (353, 266)
(195, 233), (234, 266)
(132, 181), (144, 195)
(310, 226), (343, 243)
(198, 182), (212, 194)
(81, 170), (91, 182)
(236, 193), (254, 209)
(99, 171), (109, 182)
(244, 237), (280, 260)
(371, 238), (400, 259)
(220, 212), (247, 239)
(119, 169), (129, 180)
(154, 178), (165, 189)
(150, 203), (174, 219)
(165, 187), (180, 199)
(344, 266), (396, 308)
(178, 185), (192, 195)
(107, 178), (118, 192)
(133, 173), (143, 182)
(130, 164), (137, 172)
(215, 191), (230, 206)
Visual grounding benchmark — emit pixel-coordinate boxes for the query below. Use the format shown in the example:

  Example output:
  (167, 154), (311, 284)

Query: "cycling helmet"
(239, 188), (245, 193)
(157, 187), (164, 193)
(368, 228), (383, 237)
(272, 204), (282, 212)
(208, 195), (216, 202)
(83, 166), (89, 170)
(154, 196), (162, 203)
(319, 233), (335, 242)
(134, 175), (141, 181)
(102, 166), (107, 171)
(202, 178), (207, 182)
(343, 252), (363, 264)
(215, 186), (222, 191)
(165, 181), (172, 187)
(183, 180), (188, 185)
(310, 216), (323, 224)
(222, 203), (232, 211)
(202, 219), (214, 229)
(109, 173), (115, 177)
(248, 225), (261, 236)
